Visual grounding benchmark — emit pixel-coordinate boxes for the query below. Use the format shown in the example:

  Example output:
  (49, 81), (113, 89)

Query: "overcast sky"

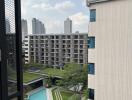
(21, 0), (89, 34)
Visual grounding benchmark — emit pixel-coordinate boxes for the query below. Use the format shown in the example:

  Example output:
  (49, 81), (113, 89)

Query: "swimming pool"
(28, 88), (47, 100)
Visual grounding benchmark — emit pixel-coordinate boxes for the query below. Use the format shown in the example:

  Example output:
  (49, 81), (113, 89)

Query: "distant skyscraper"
(21, 19), (28, 42)
(32, 18), (45, 34)
(64, 18), (72, 33)
(6, 19), (11, 33)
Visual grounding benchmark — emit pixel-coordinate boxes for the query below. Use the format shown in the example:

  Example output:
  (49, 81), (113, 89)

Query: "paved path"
(47, 88), (53, 100)
(54, 88), (62, 100)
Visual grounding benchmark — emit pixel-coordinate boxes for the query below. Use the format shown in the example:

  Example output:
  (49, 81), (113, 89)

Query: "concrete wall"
(88, 0), (132, 100)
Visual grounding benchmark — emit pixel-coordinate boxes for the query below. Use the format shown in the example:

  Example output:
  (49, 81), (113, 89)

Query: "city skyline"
(21, 0), (89, 34)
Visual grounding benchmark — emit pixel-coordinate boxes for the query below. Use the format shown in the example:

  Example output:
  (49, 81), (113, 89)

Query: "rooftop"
(87, 0), (112, 6)
(26, 33), (88, 36)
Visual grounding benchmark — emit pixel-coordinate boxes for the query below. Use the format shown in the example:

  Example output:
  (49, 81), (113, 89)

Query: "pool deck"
(46, 88), (53, 100)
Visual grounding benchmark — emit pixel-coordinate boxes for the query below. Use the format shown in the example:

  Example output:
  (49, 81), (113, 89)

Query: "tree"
(56, 63), (87, 91)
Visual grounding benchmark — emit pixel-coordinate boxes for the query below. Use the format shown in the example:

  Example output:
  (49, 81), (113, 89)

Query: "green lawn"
(39, 63), (81, 78)
(40, 68), (67, 78)
(61, 91), (74, 100)
(23, 72), (42, 83)
(9, 72), (42, 84)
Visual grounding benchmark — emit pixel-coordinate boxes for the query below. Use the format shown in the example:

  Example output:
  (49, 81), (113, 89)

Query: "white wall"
(88, 0), (132, 100)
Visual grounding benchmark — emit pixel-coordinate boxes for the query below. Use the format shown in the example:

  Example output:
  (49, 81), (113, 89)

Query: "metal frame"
(0, 0), (8, 99)
(14, 0), (23, 99)
(0, 0), (23, 99)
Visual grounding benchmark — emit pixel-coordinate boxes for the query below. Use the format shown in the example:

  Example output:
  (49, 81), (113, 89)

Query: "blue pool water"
(28, 88), (47, 100)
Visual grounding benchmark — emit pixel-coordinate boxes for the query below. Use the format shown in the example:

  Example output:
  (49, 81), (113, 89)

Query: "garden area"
(23, 62), (88, 99)
(52, 88), (80, 100)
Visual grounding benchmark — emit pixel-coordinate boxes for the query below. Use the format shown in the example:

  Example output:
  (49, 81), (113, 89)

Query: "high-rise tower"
(32, 18), (45, 34)
(64, 18), (72, 33)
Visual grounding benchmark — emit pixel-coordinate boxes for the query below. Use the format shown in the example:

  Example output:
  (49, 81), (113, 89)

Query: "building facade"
(21, 19), (28, 42)
(87, 0), (132, 100)
(64, 18), (72, 33)
(6, 19), (11, 33)
(32, 18), (45, 34)
(24, 33), (88, 67)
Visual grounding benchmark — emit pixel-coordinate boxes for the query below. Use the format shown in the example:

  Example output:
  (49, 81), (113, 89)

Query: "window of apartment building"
(25, 48), (28, 50)
(67, 40), (71, 44)
(80, 59), (83, 63)
(41, 53), (44, 56)
(90, 9), (96, 22)
(25, 36), (28, 38)
(62, 35), (65, 39)
(80, 50), (83, 53)
(36, 44), (38, 47)
(24, 40), (28, 42)
(25, 52), (28, 54)
(88, 63), (95, 75)
(31, 48), (34, 51)
(67, 35), (71, 39)
(80, 40), (84, 44)
(74, 35), (78, 39)
(80, 45), (83, 49)
(40, 40), (44, 43)
(40, 36), (44, 39)
(25, 44), (28, 46)
(63, 40), (65, 43)
(35, 36), (38, 39)
(30, 40), (33, 43)
(31, 52), (34, 55)
(41, 48), (44, 51)
(30, 36), (33, 39)
(88, 88), (94, 100)
(74, 50), (78, 53)
(50, 36), (54, 39)
(88, 37), (95, 48)
(56, 40), (59, 43)
(74, 40), (78, 44)
(79, 35), (84, 39)
(56, 36), (59, 39)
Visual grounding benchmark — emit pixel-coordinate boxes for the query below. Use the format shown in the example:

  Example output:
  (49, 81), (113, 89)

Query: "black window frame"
(88, 88), (94, 100)
(0, 0), (23, 99)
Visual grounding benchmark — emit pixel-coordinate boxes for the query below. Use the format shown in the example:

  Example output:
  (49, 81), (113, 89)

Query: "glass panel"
(5, 0), (17, 95)
(88, 88), (94, 100)
(90, 9), (96, 22)
(88, 63), (95, 74)
(88, 37), (95, 48)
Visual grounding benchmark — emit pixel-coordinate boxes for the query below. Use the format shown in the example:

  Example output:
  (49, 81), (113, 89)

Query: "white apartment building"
(87, 0), (132, 100)
(24, 33), (88, 67)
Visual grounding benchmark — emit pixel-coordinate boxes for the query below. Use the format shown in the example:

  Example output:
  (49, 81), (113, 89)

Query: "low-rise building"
(24, 33), (88, 67)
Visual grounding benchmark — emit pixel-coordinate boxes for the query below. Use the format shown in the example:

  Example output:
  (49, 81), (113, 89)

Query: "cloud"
(54, 1), (75, 12)
(44, 19), (63, 33)
(21, 0), (30, 17)
(31, 1), (75, 13)
(70, 12), (89, 32)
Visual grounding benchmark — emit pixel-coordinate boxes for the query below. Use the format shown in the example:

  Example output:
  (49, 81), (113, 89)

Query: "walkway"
(47, 88), (53, 100)
(54, 88), (63, 100)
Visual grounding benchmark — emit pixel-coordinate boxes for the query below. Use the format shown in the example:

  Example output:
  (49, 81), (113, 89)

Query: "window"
(88, 37), (95, 48)
(88, 88), (94, 100)
(90, 9), (96, 22)
(88, 63), (95, 75)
